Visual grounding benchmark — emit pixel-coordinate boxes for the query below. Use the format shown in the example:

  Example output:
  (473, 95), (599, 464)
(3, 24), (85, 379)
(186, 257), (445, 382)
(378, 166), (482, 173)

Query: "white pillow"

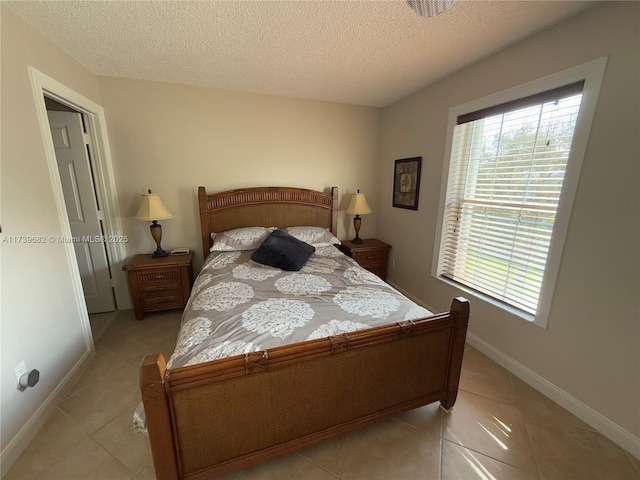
(210, 227), (275, 252)
(281, 226), (340, 247)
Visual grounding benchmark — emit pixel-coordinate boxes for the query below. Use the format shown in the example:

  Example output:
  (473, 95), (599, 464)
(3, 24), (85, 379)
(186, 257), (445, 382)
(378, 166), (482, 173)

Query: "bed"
(139, 185), (469, 480)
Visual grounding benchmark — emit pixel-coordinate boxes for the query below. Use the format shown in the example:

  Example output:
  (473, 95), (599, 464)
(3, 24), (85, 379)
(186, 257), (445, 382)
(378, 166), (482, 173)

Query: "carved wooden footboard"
(140, 297), (469, 480)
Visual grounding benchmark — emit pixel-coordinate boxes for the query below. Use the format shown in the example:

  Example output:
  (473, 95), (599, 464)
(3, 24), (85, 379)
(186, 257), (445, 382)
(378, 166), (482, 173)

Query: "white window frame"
(433, 57), (607, 329)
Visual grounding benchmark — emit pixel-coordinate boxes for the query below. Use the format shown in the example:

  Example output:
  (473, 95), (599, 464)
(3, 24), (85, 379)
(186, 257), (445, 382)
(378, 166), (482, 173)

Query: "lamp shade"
(345, 191), (372, 216)
(135, 193), (173, 221)
(406, 0), (456, 17)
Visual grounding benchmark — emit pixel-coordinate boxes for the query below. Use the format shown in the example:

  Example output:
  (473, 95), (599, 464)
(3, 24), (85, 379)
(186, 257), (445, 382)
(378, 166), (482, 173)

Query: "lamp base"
(351, 215), (364, 244)
(149, 221), (168, 258)
(152, 248), (169, 258)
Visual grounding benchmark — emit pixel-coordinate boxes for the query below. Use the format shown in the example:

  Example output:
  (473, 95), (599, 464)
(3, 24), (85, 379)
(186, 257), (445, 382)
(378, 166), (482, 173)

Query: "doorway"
(45, 97), (116, 317)
(29, 67), (129, 349)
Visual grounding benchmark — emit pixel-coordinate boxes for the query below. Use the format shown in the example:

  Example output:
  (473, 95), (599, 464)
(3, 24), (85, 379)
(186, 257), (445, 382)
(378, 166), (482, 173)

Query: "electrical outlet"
(14, 361), (27, 383)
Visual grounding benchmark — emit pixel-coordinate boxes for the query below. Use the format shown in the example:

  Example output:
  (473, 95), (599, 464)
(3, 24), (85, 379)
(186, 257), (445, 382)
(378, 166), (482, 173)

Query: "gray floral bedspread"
(167, 246), (432, 369)
(133, 246), (432, 433)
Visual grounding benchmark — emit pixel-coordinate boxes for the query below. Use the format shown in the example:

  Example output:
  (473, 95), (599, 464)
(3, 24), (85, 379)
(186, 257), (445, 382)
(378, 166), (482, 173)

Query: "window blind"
(438, 85), (584, 315)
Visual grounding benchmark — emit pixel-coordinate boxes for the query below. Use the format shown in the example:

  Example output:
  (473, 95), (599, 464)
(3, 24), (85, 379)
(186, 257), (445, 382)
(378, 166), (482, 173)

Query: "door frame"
(28, 67), (129, 346)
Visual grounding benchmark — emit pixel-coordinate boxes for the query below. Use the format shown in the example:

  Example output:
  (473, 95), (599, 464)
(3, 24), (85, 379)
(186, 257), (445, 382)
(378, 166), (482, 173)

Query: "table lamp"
(345, 189), (372, 244)
(135, 189), (174, 257)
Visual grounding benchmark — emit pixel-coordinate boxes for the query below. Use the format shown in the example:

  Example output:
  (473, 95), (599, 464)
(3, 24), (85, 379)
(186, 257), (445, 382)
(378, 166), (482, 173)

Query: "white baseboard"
(0, 350), (94, 477)
(387, 282), (639, 460)
(466, 332), (640, 460)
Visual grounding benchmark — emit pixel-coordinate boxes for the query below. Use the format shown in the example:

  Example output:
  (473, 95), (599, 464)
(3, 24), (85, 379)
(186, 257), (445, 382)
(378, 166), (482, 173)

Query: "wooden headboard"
(198, 186), (339, 259)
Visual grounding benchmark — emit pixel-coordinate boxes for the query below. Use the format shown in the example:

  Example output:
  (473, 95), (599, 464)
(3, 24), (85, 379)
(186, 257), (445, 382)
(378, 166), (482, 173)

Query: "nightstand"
(123, 252), (194, 320)
(338, 239), (391, 280)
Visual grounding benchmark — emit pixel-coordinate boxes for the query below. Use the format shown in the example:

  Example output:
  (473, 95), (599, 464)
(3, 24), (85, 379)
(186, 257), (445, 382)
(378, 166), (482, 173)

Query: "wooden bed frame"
(140, 186), (469, 480)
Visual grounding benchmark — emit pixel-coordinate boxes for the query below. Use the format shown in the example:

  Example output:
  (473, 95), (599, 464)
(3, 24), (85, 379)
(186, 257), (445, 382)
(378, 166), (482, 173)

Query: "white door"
(48, 110), (116, 313)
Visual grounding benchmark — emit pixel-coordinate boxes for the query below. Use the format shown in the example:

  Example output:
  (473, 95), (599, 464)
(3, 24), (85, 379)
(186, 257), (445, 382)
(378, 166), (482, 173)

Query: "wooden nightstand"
(338, 239), (391, 280)
(123, 252), (194, 320)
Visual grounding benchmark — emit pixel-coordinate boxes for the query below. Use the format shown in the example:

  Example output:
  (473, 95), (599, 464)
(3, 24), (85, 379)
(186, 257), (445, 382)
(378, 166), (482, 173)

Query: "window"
(434, 59), (607, 327)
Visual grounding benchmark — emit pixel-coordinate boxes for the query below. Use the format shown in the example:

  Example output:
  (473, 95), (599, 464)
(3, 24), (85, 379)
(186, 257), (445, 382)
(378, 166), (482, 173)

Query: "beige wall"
(376, 1), (639, 440)
(0, 4), (102, 466)
(97, 77), (380, 271)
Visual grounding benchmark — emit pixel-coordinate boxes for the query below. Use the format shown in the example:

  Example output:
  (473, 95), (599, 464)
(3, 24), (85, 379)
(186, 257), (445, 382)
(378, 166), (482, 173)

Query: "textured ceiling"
(6, 0), (597, 107)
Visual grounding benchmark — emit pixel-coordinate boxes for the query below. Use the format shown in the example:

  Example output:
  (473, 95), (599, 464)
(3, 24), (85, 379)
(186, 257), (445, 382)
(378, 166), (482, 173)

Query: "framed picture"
(393, 157), (422, 210)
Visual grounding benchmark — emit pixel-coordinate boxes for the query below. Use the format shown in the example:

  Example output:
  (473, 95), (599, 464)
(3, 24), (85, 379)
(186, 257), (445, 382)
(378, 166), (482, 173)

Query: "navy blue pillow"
(251, 229), (316, 271)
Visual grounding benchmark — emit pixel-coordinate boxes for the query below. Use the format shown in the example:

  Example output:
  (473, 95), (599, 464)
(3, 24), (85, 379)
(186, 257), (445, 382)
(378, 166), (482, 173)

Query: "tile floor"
(5, 309), (640, 480)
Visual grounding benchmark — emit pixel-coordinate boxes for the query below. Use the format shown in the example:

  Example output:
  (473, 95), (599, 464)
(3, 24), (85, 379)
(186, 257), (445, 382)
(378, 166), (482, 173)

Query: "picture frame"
(393, 157), (422, 210)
